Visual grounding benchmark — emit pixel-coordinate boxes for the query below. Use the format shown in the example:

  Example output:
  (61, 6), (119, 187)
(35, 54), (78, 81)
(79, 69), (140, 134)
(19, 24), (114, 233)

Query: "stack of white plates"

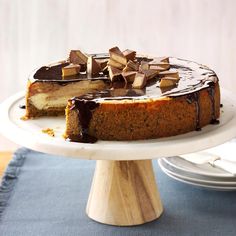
(158, 156), (236, 191)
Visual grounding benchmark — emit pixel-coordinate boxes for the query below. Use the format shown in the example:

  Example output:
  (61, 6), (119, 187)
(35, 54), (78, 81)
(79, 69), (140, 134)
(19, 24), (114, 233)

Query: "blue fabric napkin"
(0, 148), (236, 236)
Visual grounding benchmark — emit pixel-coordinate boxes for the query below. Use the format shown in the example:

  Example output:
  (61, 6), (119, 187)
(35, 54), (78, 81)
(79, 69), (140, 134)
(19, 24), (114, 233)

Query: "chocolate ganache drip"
(69, 99), (99, 143)
(186, 92), (201, 131)
(207, 82), (220, 125)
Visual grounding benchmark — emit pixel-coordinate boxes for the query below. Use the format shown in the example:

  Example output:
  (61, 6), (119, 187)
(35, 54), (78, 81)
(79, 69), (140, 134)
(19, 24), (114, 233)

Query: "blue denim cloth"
(0, 148), (236, 236)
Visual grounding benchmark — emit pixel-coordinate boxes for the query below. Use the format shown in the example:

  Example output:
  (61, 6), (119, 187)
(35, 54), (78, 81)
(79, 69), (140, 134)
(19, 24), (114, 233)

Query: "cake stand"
(1, 89), (236, 226)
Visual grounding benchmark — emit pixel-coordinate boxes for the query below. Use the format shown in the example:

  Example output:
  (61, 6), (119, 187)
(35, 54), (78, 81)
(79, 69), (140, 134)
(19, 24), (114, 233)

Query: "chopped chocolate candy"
(122, 71), (137, 83)
(108, 66), (122, 82)
(69, 50), (88, 71)
(123, 60), (139, 72)
(87, 56), (101, 77)
(109, 46), (127, 65)
(151, 57), (169, 64)
(132, 72), (147, 89)
(96, 59), (108, 70)
(69, 50), (88, 64)
(142, 69), (159, 80)
(62, 64), (81, 77)
(140, 61), (149, 71)
(159, 70), (179, 80)
(149, 63), (170, 71)
(107, 58), (125, 70)
(123, 49), (136, 61)
(160, 77), (179, 88)
(34, 61), (69, 80)
(160, 57), (169, 63)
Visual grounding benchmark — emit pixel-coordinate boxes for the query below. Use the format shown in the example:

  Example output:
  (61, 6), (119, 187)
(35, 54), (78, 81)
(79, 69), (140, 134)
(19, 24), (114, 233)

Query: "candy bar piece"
(132, 72), (147, 89)
(34, 61), (69, 80)
(151, 57), (169, 63)
(149, 63), (170, 71)
(139, 61), (149, 71)
(160, 77), (179, 88)
(160, 57), (169, 63)
(69, 50), (88, 64)
(109, 46), (127, 65)
(123, 49), (136, 61)
(107, 58), (125, 70)
(62, 64), (81, 77)
(159, 70), (179, 80)
(149, 58), (170, 70)
(87, 56), (101, 77)
(142, 69), (159, 80)
(69, 50), (88, 71)
(122, 71), (137, 83)
(123, 60), (139, 72)
(108, 66), (122, 82)
(96, 59), (108, 70)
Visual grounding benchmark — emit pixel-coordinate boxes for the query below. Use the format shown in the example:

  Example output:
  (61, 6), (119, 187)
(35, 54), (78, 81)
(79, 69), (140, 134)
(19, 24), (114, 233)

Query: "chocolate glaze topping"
(32, 55), (219, 143)
(34, 61), (69, 80)
(31, 55), (218, 100)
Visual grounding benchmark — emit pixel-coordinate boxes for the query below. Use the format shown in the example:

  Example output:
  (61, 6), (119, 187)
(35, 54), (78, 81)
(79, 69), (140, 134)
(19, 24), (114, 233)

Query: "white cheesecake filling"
(30, 80), (107, 110)
(30, 94), (69, 110)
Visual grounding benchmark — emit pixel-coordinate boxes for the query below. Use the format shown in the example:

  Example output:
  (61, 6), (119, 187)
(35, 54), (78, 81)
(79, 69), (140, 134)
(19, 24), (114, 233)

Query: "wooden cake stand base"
(86, 160), (163, 226)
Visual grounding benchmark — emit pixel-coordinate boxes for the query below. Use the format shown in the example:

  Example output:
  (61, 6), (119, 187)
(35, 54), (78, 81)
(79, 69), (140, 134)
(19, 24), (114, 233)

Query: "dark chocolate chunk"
(34, 62), (69, 80)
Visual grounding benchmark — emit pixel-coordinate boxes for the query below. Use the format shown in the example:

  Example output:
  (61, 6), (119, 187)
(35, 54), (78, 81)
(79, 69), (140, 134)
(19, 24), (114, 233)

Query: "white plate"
(1, 89), (236, 160)
(162, 156), (234, 178)
(160, 167), (236, 191)
(158, 159), (236, 185)
(158, 159), (236, 191)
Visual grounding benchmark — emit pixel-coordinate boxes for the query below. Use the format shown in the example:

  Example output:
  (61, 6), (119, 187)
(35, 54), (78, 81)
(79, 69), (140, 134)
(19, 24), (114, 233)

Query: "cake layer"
(65, 82), (220, 142)
(63, 56), (220, 142)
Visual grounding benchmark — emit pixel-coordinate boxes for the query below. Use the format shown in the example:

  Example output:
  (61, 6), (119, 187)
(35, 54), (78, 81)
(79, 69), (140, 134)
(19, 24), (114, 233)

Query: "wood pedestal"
(86, 160), (163, 226)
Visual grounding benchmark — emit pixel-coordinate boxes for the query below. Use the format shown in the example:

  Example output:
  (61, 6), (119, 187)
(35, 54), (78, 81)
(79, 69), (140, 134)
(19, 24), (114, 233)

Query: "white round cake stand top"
(0, 89), (236, 161)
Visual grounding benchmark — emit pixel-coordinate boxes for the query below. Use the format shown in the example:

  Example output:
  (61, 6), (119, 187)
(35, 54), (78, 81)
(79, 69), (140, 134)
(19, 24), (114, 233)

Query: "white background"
(0, 0), (236, 150)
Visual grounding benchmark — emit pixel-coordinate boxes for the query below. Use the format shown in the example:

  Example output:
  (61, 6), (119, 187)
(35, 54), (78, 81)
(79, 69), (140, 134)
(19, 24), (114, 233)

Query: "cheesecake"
(25, 55), (110, 118)
(24, 47), (220, 143)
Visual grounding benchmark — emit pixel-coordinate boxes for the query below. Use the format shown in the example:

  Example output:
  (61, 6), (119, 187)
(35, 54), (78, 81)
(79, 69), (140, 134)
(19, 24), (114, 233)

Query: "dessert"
(25, 56), (110, 118)
(25, 47), (220, 143)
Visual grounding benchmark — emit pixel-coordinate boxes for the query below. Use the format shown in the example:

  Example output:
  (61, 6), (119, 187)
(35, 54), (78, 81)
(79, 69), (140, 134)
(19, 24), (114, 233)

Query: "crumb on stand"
(42, 128), (55, 137)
